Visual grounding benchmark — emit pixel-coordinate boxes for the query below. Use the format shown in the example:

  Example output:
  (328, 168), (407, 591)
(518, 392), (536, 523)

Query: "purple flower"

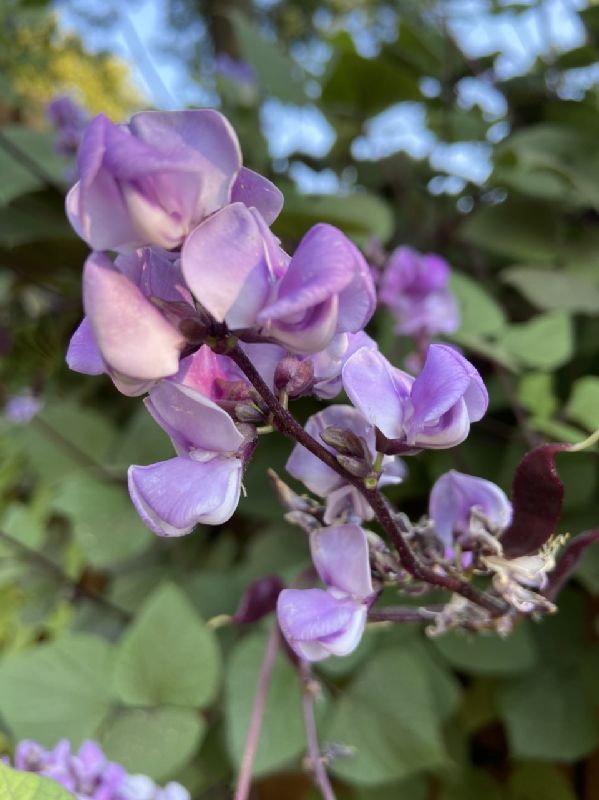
(342, 344), (488, 450)
(67, 249), (188, 396)
(307, 331), (378, 400)
(128, 378), (248, 535)
(286, 405), (405, 523)
(46, 95), (88, 159)
(182, 203), (376, 354)
(66, 111), (282, 252)
(277, 524), (374, 661)
(215, 54), (256, 86)
(379, 246), (459, 336)
(429, 470), (512, 547)
(9, 738), (189, 800)
(4, 392), (42, 424)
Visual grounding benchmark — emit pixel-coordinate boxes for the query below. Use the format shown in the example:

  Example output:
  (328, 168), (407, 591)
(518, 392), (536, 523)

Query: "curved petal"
(83, 252), (184, 382)
(147, 380), (245, 454)
(181, 203), (272, 326)
(336, 241), (376, 332)
(410, 344), (488, 429)
(231, 167), (284, 224)
(128, 455), (242, 536)
(66, 317), (105, 375)
(257, 224), (354, 322)
(342, 348), (406, 439)
(408, 397), (471, 449)
(310, 524), (373, 599)
(268, 295), (339, 354)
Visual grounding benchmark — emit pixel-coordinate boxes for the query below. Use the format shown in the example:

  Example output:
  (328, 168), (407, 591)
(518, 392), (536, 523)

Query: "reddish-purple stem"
(227, 342), (507, 617)
(299, 660), (337, 800)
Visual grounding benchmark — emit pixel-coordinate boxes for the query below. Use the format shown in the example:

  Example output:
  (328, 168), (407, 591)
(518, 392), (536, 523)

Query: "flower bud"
(234, 402), (265, 423)
(233, 575), (284, 624)
(268, 469), (321, 514)
(274, 356), (314, 397)
(320, 426), (367, 458)
(336, 454), (372, 478)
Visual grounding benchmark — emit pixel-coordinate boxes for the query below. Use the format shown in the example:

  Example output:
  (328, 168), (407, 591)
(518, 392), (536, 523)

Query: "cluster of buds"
(7, 738), (188, 800)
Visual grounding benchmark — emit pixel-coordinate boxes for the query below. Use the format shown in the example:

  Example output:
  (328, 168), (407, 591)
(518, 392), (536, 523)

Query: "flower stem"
(227, 342), (508, 618)
(234, 621), (281, 800)
(299, 660), (337, 800)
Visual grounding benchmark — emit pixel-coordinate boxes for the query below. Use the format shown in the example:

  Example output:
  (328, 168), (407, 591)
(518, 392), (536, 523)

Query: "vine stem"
(234, 621), (281, 800)
(367, 605), (443, 624)
(226, 342), (507, 618)
(299, 660), (337, 800)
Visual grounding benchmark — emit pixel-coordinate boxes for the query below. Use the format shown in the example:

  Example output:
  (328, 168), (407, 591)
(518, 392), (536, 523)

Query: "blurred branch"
(299, 660), (337, 800)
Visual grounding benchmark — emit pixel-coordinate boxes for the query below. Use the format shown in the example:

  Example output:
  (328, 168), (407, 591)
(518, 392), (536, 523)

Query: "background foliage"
(1, 0), (599, 797)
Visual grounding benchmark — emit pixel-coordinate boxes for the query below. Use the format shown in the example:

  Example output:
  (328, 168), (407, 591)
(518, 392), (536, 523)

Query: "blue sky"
(55, 0), (590, 193)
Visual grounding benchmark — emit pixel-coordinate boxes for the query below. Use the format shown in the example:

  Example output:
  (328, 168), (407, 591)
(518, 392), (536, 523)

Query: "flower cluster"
(379, 245), (460, 338)
(8, 738), (188, 800)
(47, 96), (89, 160)
(65, 107), (558, 665)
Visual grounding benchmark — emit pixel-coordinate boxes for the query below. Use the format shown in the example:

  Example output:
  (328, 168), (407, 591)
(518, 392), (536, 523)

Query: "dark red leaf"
(500, 444), (570, 558)
(544, 528), (599, 601)
(233, 575), (284, 624)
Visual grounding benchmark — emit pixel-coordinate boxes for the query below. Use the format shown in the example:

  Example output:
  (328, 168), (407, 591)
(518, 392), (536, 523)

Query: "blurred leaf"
(431, 623), (537, 676)
(565, 377), (599, 432)
(439, 768), (503, 800)
(503, 267), (599, 313)
(0, 193), (73, 246)
(0, 762), (75, 800)
(322, 49), (420, 116)
(325, 646), (447, 785)
(110, 405), (173, 468)
(517, 372), (557, 422)
(274, 189), (394, 246)
(0, 633), (115, 745)
(14, 400), (117, 482)
(114, 583), (220, 707)
(0, 127), (65, 207)
(503, 312), (573, 370)
(224, 630), (306, 775)
(451, 271), (506, 336)
(460, 199), (559, 263)
(498, 666), (598, 761)
(353, 774), (429, 800)
(230, 11), (305, 103)
(508, 762), (576, 800)
(1, 500), (46, 550)
(51, 476), (150, 568)
(101, 707), (205, 782)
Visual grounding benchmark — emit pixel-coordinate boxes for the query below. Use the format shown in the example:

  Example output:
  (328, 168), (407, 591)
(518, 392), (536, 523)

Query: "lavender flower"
(66, 111), (283, 252)
(9, 738), (189, 800)
(429, 470), (512, 548)
(4, 392), (42, 424)
(46, 95), (88, 159)
(128, 378), (249, 536)
(342, 344), (488, 450)
(379, 246), (460, 336)
(286, 405), (406, 523)
(182, 204), (376, 354)
(67, 249), (187, 396)
(277, 524), (374, 661)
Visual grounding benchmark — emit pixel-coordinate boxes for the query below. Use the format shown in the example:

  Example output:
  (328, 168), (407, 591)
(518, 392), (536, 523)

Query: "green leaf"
(353, 775), (429, 800)
(14, 400), (117, 482)
(0, 634), (115, 746)
(503, 267), (599, 313)
(224, 631), (306, 775)
(565, 377), (599, 432)
(52, 477), (150, 568)
(274, 190), (394, 246)
(509, 763), (576, 800)
(0, 128), (66, 207)
(517, 372), (557, 422)
(440, 768), (503, 800)
(101, 707), (205, 782)
(450, 272), (506, 336)
(0, 763), (75, 800)
(324, 646), (447, 786)
(321, 48), (420, 117)
(114, 583), (220, 707)
(498, 667), (598, 761)
(431, 623), (537, 676)
(230, 12), (305, 103)
(503, 312), (573, 369)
